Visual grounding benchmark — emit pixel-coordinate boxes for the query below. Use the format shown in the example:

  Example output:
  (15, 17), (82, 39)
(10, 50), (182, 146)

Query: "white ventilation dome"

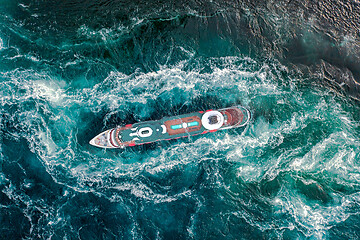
(201, 111), (224, 130)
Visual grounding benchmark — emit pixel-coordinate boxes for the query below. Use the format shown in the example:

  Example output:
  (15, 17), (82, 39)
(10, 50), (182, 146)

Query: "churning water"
(1, 0), (360, 239)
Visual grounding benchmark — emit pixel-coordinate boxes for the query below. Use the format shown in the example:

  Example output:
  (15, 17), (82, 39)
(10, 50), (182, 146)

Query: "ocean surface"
(1, 0), (360, 239)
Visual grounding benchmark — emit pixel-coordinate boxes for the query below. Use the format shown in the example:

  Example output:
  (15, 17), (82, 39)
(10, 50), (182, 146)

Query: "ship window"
(171, 124), (182, 130)
(188, 121), (199, 127)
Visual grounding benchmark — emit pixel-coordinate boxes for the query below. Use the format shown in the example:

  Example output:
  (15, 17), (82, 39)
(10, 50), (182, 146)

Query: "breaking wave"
(1, 0), (360, 239)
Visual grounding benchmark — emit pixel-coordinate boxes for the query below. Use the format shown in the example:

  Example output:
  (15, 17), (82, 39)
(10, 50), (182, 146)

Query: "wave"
(1, 53), (360, 238)
(1, 0), (360, 238)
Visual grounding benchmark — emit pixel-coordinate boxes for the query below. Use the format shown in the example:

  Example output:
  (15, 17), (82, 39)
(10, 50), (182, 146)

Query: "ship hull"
(90, 106), (251, 148)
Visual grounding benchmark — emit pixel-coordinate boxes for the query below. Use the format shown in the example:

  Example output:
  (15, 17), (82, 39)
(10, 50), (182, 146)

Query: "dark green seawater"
(1, 0), (360, 239)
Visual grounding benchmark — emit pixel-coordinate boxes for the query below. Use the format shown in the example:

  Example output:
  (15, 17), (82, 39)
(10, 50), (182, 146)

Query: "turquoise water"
(1, 0), (360, 239)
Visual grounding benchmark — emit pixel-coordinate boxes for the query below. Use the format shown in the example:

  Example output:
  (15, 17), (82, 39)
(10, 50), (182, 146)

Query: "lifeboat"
(90, 105), (251, 148)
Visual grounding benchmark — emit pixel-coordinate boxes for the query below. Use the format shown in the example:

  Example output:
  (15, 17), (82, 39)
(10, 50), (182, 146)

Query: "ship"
(89, 105), (251, 148)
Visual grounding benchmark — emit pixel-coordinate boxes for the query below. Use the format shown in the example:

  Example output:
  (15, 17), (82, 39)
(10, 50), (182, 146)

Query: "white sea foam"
(33, 80), (67, 105)
(2, 54), (360, 240)
(77, 24), (129, 42)
(84, 56), (274, 115)
(0, 37), (3, 50)
(272, 187), (351, 239)
(0, 173), (7, 186)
